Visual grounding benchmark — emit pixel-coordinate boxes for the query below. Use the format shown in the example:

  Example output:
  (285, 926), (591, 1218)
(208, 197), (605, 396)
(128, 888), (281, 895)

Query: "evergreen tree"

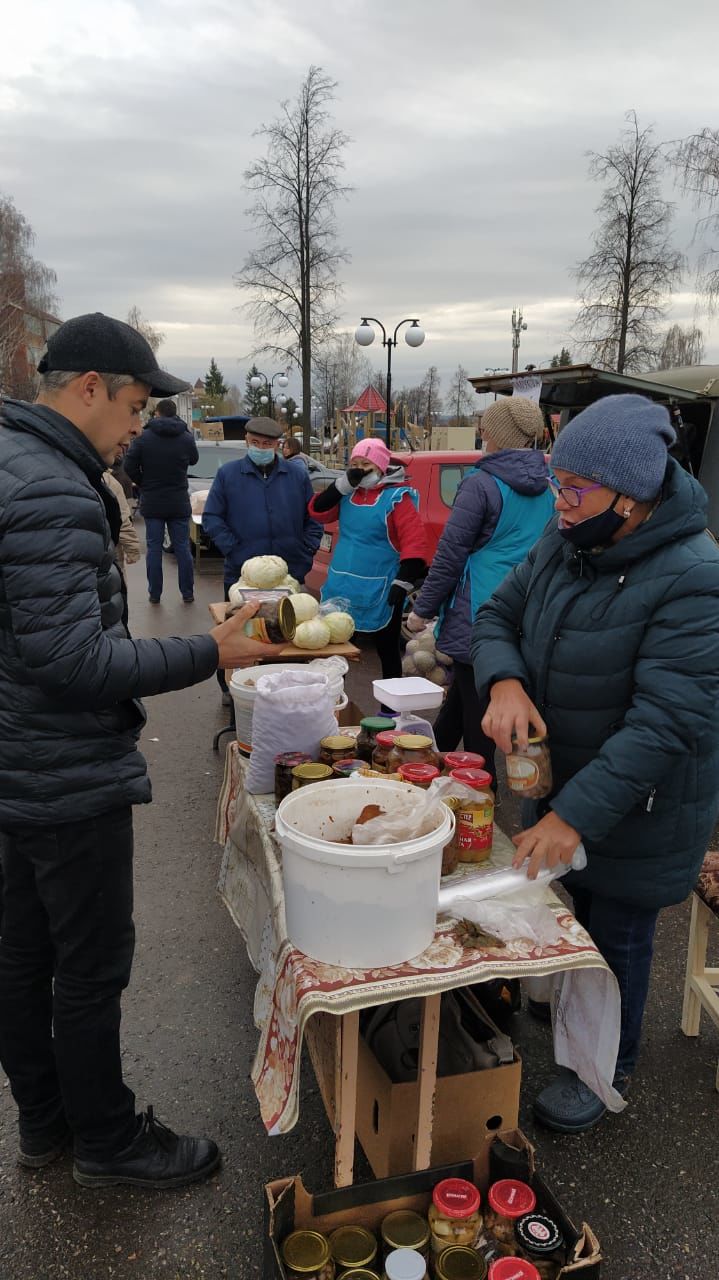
(204, 357), (228, 398)
(549, 347), (573, 367)
(244, 364), (266, 415)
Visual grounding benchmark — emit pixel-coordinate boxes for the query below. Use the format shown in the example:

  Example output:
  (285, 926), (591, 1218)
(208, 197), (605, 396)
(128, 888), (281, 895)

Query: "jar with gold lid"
(386, 734), (440, 775)
(328, 1225), (378, 1273)
(319, 735), (359, 767)
(281, 1229), (335, 1280)
(291, 763), (333, 789)
(436, 1245), (489, 1280)
(381, 1209), (430, 1263)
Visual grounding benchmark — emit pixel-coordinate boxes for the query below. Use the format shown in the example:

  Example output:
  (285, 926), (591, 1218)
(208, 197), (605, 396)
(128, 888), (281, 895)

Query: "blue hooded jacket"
(202, 454), (322, 584)
(413, 449), (551, 662)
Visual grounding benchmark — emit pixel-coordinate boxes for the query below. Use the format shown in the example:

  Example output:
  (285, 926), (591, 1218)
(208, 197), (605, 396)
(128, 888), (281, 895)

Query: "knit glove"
(336, 466), (367, 495)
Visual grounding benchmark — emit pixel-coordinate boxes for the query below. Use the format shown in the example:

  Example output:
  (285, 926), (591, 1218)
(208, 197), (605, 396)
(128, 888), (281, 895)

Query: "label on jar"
(505, 756), (540, 791)
(456, 803), (494, 851)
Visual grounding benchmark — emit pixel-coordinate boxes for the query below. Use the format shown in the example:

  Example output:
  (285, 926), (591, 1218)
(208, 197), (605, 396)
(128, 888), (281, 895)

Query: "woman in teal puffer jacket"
(472, 394), (719, 1133)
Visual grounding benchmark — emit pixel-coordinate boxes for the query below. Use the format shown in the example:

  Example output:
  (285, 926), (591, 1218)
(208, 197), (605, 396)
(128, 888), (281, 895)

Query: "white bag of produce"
(245, 669), (338, 794)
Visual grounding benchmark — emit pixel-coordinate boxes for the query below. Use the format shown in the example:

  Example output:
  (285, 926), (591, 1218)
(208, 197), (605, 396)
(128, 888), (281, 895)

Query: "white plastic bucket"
(275, 780), (453, 968)
(230, 663), (346, 755)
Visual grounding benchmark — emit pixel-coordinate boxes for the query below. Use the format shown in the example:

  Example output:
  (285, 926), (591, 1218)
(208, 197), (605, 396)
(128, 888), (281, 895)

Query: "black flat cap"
(37, 312), (190, 397)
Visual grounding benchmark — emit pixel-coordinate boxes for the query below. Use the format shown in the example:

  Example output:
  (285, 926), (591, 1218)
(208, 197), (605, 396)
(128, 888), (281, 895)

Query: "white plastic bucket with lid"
(230, 662), (346, 755)
(275, 779), (453, 968)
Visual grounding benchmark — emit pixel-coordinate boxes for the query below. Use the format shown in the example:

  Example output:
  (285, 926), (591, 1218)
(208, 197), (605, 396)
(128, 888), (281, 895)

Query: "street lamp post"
(249, 370), (289, 418)
(354, 317), (425, 446)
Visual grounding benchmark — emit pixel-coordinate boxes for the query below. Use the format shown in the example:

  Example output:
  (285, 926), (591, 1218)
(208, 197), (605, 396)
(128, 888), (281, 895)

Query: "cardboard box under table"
(215, 745), (621, 1186)
(265, 1131), (602, 1278)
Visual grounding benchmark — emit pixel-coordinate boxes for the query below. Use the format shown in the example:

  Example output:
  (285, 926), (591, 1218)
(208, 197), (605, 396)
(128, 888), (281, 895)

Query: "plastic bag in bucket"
(245, 668), (338, 794)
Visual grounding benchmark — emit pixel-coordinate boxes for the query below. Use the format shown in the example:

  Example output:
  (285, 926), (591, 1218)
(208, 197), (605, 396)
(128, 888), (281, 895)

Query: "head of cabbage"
(240, 555), (288, 588)
(322, 611), (355, 643)
(293, 618), (332, 650)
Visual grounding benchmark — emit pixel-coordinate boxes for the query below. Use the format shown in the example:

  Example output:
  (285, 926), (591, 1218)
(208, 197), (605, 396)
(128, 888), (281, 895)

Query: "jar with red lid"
(484, 1181), (537, 1253)
(398, 763), (440, 789)
(372, 730), (400, 773)
(449, 768), (495, 862)
(487, 1259), (541, 1280)
(442, 751), (486, 774)
(428, 1177), (482, 1257)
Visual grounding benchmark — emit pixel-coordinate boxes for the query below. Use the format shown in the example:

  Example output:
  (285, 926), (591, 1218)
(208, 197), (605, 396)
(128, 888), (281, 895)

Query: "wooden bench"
(681, 851), (719, 1089)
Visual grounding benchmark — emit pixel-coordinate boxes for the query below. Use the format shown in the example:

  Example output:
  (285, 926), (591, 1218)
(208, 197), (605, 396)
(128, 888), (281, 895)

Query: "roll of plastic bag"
(437, 843), (587, 914)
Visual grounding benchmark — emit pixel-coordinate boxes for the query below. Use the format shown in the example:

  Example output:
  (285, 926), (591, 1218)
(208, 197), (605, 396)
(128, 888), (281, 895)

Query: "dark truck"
(469, 364), (719, 533)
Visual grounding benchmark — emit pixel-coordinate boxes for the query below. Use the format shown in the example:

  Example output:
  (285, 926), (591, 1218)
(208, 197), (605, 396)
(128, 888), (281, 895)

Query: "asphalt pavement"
(1, 543), (718, 1279)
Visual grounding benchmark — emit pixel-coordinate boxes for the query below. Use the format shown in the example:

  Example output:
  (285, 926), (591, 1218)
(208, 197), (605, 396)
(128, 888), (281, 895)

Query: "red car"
(305, 449), (483, 595)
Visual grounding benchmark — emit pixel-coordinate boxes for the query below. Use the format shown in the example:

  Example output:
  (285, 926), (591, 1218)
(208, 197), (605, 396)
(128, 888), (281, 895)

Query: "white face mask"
(359, 470), (380, 489)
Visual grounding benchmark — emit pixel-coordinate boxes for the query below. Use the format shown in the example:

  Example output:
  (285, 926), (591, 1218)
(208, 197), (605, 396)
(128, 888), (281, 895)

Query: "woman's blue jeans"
(567, 882), (659, 1078)
(144, 517), (194, 601)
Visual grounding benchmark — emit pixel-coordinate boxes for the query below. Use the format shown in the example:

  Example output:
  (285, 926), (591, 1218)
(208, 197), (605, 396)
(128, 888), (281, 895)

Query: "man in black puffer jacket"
(0, 313), (283, 1191)
(124, 398), (198, 604)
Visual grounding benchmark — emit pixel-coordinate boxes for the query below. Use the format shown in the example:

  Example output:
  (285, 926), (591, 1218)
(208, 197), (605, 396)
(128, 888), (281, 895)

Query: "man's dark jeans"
(568, 883), (659, 1077)
(145, 515), (194, 601)
(0, 808), (138, 1157)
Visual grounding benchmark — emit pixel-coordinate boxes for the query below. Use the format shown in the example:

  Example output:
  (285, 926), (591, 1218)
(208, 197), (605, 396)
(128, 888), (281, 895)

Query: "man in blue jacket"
(124, 398), (198, 604)
(203, 417), (322, 695)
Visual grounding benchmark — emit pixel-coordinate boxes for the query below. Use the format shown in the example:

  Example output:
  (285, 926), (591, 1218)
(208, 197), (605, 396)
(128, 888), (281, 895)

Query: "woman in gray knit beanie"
(471, 392), (719, 1133)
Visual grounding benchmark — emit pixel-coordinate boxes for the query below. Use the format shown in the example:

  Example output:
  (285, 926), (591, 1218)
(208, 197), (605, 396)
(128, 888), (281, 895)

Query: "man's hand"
(512, 811), (581, 880)
(210, 602), (285, 670)
(481, 678), (546, 755)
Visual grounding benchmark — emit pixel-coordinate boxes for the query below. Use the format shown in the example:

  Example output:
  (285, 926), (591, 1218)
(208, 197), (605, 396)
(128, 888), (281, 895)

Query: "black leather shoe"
(18, 1121), (72, 1169)
(72, 1107), (221, 1189)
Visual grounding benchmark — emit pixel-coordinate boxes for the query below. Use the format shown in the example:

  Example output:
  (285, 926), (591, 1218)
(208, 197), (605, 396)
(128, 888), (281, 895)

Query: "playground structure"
(327, 384), (477, 463)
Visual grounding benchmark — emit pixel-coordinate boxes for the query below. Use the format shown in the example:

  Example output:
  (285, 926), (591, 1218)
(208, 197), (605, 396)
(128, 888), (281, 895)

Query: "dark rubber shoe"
(533, 1068), (630, 1134)
(72, 1107), (221, 1190)
(18, 1122), (72, 1169)
(527, 997), (552, 1024)
(149, 596), (161, 605)
(182, 595), (195, 604)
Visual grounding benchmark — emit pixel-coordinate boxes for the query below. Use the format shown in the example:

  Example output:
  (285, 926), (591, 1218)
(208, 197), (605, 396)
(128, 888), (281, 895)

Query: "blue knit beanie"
(551, 394), (676, 500)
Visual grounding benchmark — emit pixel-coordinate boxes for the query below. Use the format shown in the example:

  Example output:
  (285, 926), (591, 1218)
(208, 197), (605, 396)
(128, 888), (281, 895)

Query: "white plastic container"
(275, 780), (453, 967)
(230, 662), (346, 754)
(373, 676), (444, 712)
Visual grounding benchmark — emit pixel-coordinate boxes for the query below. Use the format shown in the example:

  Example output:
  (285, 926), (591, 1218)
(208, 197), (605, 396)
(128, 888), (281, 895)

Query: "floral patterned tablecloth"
(216, 741), (622, 1134)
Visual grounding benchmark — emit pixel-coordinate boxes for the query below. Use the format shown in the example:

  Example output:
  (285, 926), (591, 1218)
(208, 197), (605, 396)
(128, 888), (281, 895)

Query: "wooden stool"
(681, 851), (719, 1089)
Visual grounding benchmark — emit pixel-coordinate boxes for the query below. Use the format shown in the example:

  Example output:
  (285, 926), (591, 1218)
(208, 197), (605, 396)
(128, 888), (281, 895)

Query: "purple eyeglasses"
(548, 477), (606, 509)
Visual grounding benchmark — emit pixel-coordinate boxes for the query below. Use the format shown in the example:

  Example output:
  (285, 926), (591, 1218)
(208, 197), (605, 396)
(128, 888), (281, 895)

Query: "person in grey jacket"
(473, 394), (719, 1132)
(408, 397), (553, 779)
(0, 313), (283, 1191)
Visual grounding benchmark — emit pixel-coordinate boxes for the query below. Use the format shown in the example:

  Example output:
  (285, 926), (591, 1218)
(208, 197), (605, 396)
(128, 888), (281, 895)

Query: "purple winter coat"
(413, 449), (551, 663)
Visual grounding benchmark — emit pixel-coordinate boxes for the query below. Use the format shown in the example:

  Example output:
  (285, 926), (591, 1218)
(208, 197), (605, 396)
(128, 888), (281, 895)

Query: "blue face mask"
(248, 445), (276, 467)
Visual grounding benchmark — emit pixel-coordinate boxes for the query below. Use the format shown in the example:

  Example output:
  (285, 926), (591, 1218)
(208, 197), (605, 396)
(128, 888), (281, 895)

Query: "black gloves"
(387, 559), (426, 608)
(388, 579), (414, 607)
(336, 467), (367, 495)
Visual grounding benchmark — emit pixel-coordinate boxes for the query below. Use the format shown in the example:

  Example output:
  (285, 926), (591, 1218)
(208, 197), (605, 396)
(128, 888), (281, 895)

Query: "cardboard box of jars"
(263, 1131), (601, 1278)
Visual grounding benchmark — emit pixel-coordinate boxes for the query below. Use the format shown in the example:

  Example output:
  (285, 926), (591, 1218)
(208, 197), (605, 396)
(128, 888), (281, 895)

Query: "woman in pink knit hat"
(309, 438), (428, 678)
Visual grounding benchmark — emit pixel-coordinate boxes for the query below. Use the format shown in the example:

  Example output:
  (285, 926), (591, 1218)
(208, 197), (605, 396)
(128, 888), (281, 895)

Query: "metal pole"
(385, 339), (393, 446)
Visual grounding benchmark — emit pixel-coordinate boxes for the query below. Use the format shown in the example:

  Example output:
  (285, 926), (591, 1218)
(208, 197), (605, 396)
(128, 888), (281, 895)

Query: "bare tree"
(672, 127), (719, 313)
(126, 305), (164, 354)
(574, 112), (683, 373)
(1, 193), (59, 397)
(656, 323), (705, 369)
(313, 332), (372, 427)
(236, 66), (350, 450)
(445, 365), (475, 425)
(422, 366), (442, 427)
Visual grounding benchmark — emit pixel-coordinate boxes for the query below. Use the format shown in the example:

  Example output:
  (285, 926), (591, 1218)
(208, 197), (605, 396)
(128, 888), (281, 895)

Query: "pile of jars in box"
(280, 1175), (568, 1279)
(273, 720), (496, 875)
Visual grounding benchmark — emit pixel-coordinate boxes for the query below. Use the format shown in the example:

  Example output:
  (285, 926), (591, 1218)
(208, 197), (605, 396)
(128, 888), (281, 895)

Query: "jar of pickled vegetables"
(387, 734), (440, 775)
(341, 1271), (381, 1280)
(442, 751), (486, 774)
(281, 1229), (336, 1280)
(449, 768), (495, 862)
(436, 1246), (489, 1280)
(319, 735), (358, 767)
(372, 730), (400, 773)
(428, 1178), (482, 1257)
(397, 763), (440, 789)
(291, 763), (333, 789)
(514, 1214), (564, 1280)
(487, 1258), (541, 1280)
(356, 716), (397, 764)
(441, 797), (461, 876)
(328, 1225), (378, 1273)
(275, 751), (313, 803)
(381, 1210), (430, 1264)
(505, 735), (552, 800)
(484, 1181), (537, 1254)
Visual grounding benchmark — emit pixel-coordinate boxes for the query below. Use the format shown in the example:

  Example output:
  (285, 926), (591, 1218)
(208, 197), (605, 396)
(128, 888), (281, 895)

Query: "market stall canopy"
(344, 385), (387, 414)
(468, 364), (711, 411)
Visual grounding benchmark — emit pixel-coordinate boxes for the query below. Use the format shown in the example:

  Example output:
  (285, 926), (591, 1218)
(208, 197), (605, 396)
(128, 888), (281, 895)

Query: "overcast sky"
(2, 0), (717, 406)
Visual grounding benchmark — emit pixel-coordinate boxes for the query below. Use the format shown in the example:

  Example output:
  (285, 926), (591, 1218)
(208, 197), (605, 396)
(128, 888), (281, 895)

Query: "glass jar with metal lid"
(487, 1258), (541, 1280)
(291, 763), (333, 789)
(428, 1178), (483, 1257)
(356, 716), (397, 764)
(275, 751), (313, 803)
(397, 763), (440, 789)
(319, 735), (359, 767)
(381, 1210), (430, 1263)
(372, 730), (400, 773)
(442, 751), (486, 774)
(328, 1225), (378, 1273)
(386, 734), (440, 775)
(514, 1214), (565, 1280)
(340, 1270), (381, 1280)
(331, 757), (366, 778)
(505, 735), (552, 800)
(484, 1181), (537, 1252)
(281, 1229), (335, 1280)
(383, 1248), (428, 1280)
(449, 768), (495, 863)
(436, 1245), (489, 1280)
